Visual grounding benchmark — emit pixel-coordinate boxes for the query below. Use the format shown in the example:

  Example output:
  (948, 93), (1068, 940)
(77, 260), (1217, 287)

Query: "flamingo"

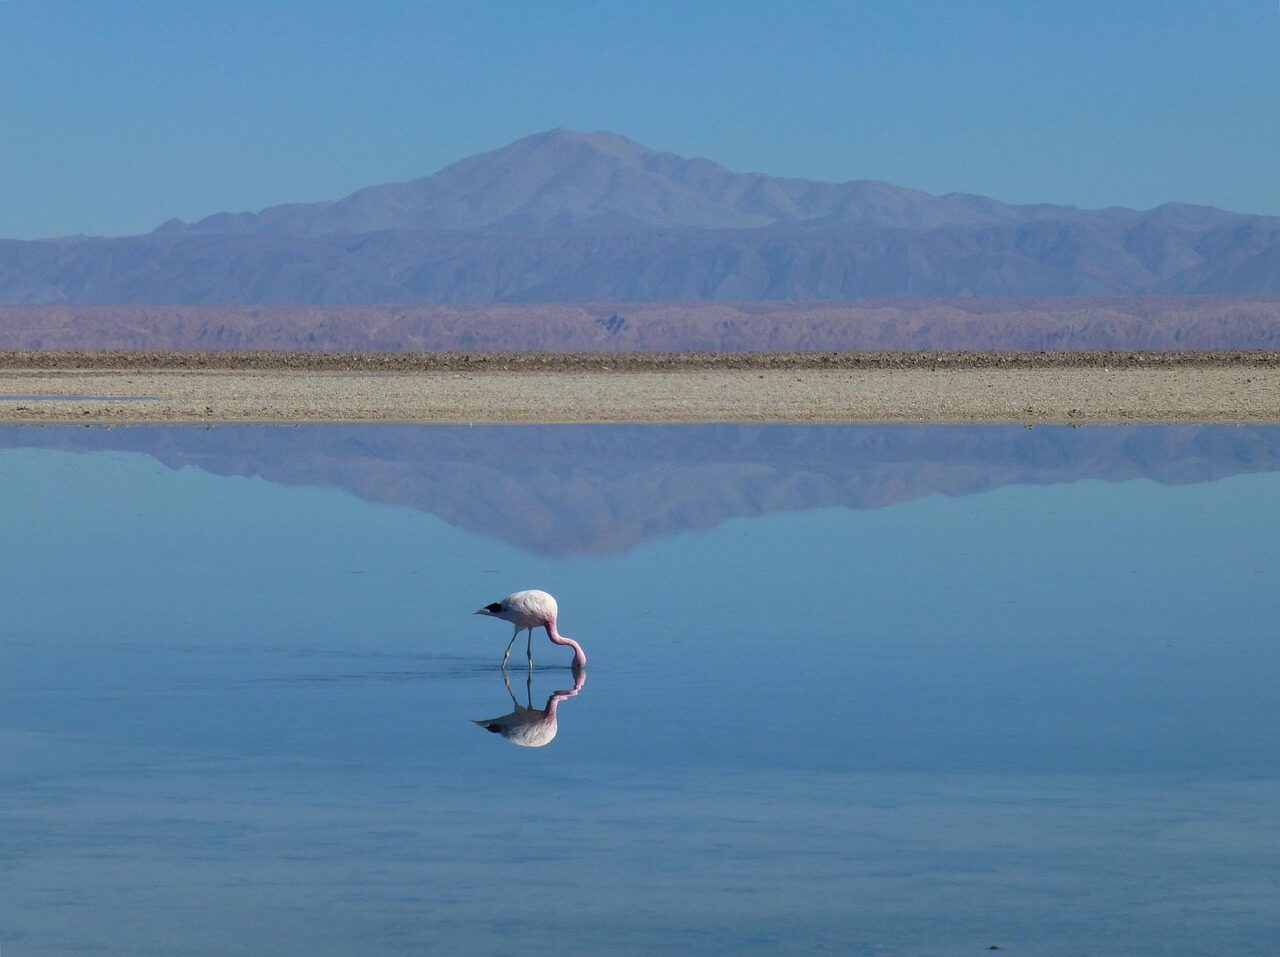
(473, 589), (587, 670)
(473, 667), (586, 748)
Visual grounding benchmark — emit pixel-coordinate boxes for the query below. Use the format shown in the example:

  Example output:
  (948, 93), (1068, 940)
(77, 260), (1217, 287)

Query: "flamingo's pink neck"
(543, 668), (587, 716)
(544, 618), (587, 669)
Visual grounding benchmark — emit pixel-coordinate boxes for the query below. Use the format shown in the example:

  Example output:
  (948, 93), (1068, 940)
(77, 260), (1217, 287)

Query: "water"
(1, 424), (1278, 956)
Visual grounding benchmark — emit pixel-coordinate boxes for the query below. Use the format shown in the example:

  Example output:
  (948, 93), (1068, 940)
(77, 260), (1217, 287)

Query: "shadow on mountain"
(2, 423), (1277, 557)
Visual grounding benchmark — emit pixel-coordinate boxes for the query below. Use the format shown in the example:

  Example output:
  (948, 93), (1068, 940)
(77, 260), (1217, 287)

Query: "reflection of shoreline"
(473, 668), (586, 749)
(2, 423), (1279, 556)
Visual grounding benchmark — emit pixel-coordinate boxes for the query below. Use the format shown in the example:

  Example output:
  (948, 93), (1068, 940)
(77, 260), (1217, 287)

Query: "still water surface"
(1, 425), (1278, 955)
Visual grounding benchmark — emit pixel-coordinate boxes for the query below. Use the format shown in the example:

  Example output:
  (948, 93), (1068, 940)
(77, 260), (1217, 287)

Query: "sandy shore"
(0, 352), (1277, 423)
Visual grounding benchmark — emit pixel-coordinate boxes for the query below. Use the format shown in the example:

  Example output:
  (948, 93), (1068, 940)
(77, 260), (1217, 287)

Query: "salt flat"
(0, 351), (1277, 423)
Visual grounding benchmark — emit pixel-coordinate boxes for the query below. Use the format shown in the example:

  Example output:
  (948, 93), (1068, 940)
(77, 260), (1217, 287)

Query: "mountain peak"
(514, 127), (653, 155)
(174, 128), (768, 235)
(170, 128), (1043, 238)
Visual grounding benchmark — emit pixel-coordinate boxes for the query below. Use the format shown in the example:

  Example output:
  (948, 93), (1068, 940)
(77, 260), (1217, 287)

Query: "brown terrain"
(3, 297), (1280, 351)
(0, 350), (1277, 425)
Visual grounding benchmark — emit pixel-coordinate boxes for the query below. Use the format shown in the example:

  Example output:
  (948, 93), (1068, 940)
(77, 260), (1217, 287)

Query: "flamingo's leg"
(502, 668), (518, 709)
(501, 628), (519, 669)
(526, 627), (534, 671)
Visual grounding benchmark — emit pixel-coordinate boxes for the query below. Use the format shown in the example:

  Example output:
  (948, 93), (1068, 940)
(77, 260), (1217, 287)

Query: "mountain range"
(3, 424), (1277, 556)
(4, 129), (1280, 305)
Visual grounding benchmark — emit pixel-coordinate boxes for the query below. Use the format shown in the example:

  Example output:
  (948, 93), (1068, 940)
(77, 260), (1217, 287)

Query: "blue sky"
(1, 0), (1278, 238)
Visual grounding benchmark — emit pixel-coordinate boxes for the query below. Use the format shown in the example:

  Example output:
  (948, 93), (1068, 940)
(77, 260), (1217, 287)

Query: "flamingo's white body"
(475, 705), (561, 748)
(473, 589), (587, 670)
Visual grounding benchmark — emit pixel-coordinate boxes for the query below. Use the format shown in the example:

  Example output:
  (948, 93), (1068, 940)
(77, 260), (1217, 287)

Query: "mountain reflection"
(1, 423), (1278, 556)
(473, 668), (586, 749)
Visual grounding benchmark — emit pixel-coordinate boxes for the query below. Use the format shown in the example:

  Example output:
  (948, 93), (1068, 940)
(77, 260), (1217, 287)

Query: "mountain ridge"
(4, 129), (1280, 305)
(152, 129), (1250, 237)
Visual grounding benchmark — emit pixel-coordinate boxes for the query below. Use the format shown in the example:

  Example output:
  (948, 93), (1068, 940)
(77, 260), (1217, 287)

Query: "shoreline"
(2, 349), (1279, 372)
(0, 352), (1278, 424)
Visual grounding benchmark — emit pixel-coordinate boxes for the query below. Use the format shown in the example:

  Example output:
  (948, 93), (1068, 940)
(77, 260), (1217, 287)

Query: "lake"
(1, 424), (1278, 955)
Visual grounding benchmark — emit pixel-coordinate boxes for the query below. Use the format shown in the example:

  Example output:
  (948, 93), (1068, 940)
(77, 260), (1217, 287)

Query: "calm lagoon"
(1, 424), (1278, 956)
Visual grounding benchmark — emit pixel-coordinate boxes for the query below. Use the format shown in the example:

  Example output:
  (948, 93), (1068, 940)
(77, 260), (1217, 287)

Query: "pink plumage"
(473, 589), (587, 669)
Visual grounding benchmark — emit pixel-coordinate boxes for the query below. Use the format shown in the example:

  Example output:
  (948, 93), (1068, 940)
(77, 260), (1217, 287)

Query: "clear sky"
(2, 0), (1278, 239)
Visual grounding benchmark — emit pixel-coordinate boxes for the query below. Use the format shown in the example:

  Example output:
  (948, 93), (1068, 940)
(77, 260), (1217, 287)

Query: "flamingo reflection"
(473, 667), (586, 748)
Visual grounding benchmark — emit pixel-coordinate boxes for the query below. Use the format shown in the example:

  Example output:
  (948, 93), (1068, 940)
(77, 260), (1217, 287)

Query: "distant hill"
(3, 423), (1278, 556)
(4, 129), (1280, 305)
(3, 298), (1280, 351)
